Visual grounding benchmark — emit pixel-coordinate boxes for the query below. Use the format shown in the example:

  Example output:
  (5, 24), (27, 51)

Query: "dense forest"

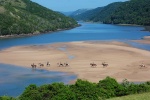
(0, 0), (78, 36)
(1, 77), (150, 100)
(104, 0), (150, 25)
(71, 0), (150, 26)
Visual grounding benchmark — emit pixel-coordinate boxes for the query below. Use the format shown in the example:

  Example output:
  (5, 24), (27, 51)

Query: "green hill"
(71, 0), (150, 26)
(0, 0), (78, 36)
(104, 0), (150, 25)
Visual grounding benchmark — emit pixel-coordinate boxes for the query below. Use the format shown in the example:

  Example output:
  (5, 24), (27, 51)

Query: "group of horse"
(90, 62), (108, 68)
(31, 62), (69, 69)
(31, 61), (146, 69)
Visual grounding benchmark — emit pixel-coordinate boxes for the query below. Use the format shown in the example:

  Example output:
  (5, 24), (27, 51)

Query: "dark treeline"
(71, 0), (150, 26)
(0, 0), (78, 36)
(1, 77), (150, 100)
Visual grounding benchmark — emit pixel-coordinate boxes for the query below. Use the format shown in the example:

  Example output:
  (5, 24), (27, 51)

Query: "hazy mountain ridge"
(71, 0), (150, 26)
(0, 0), (78, 36)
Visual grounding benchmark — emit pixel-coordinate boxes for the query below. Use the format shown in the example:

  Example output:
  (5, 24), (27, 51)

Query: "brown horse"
(64, 62), (69, 67)
(139, 63), (145, 68)
(90, 63), (97, 68)
(31, 63), (36, 69)
(102, 62), (108, 67)
(39, 63), (44, 67)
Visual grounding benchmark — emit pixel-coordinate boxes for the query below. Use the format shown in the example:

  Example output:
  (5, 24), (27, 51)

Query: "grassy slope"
(108, 92), (150, 100)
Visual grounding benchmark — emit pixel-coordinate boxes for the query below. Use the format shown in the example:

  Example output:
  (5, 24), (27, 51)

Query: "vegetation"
(104, 0), (150, 25)
(108, 92), (150, 100)
(1, 77), (150, 100)
(71, 0), (150, 26)
(0, 0), (78, 36)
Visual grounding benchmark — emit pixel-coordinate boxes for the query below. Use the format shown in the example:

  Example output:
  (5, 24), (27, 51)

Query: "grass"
(107, 92), (150, 100)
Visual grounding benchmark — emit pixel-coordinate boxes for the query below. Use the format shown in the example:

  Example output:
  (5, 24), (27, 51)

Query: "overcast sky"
(31, 0), (128, 12)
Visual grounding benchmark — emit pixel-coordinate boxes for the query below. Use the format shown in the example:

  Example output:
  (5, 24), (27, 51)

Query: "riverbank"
(0, 41), (150, 83)
(133, 36), (150, 44)
(0, 24), (81, 39)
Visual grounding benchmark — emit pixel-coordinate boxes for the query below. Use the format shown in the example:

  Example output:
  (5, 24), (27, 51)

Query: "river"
(0, 22), (150, 97)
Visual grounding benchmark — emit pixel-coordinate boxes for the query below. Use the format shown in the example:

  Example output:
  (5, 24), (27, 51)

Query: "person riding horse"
(102, 62), (108, 67)
(90, 62), (97, 68)
(31, 63), (36, 68)
(47, 61), (50, 66)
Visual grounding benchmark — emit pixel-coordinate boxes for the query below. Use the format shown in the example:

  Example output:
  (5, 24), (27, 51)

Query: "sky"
(31, 0), (128, 12)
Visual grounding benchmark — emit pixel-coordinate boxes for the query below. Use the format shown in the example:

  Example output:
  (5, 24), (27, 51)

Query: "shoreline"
(0, 24), (81, 39)
(0, 41), (150, 83)
(133, 36), (150, 44)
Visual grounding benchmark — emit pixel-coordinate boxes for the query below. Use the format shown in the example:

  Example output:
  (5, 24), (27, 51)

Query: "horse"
(102, 62), (108, 67)
(139, 63), (145, 68)
(57, 62), (63, 67)
(31, 63), (36, 69)
(39, 63), (44, 67)
(64, 62), (69, 67)
(90, 63), (97, 68)
(47, 62), (50, 67)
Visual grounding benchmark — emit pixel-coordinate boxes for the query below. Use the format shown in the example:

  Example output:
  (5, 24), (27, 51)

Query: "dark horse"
(90, 63), (97, 68)
(102, 62), (108, 67)
(57, 62), (64, 67)
(47, 62), (50, 67)
(31, 63), (36, 69)
(64, 62), (69, 67)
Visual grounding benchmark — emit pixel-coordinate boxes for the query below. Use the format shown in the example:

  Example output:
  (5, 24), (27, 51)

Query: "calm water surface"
(0, 22), (150, 97)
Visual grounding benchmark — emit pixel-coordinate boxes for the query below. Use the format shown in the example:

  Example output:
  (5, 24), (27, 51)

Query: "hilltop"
(71, 0), (150, 26)
(0, 0), (78, 36)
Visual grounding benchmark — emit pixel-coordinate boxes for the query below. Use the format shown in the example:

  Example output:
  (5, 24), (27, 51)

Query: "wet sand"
(0, 41), (150, 83)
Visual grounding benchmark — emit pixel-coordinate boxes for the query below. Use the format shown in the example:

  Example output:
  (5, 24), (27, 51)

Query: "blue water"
(0, 23), (150, 50)
(0, 22), (150, 97)
(0, 64), (76, 97)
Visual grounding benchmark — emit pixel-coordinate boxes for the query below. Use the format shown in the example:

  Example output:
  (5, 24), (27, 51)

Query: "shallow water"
(0, 64), (76, 97)
(0, 22), (150, 97)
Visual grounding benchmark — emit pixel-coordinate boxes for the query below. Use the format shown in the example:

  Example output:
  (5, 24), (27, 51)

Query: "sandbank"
(0, 41), (150, 83)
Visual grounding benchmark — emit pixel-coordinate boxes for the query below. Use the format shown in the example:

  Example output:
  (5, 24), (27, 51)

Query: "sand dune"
(0, 41), (150, 83)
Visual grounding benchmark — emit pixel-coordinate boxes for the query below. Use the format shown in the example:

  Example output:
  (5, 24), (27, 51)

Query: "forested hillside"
(104, 0), (150, 25)
(71, 0), (150, 26)
(0, 0), (78, 36)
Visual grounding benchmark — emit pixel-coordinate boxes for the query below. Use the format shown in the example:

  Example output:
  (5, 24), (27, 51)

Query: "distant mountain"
(61, 11), (74, 16)
(70, 2), (122, 22)
(71, 0), (150, 26)
(70, 7), (103, 21)
(70, 9), (91, 16)
(0, 0), (78, 36)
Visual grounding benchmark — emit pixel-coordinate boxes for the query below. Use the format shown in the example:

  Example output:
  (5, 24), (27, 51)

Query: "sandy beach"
(0, 41), (150, 83)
